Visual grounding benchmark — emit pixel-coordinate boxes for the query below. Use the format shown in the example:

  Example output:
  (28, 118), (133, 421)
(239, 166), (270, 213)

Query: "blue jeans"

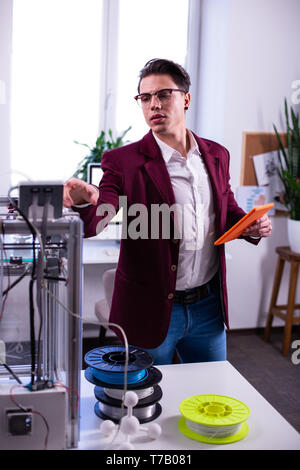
(143, 289), (226, 365)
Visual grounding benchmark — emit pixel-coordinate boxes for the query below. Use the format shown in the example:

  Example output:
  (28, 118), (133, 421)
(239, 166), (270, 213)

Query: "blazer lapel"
(193, 134), (219, 190)
(193, 133), (223, 215)
(141, 131), (176, 206)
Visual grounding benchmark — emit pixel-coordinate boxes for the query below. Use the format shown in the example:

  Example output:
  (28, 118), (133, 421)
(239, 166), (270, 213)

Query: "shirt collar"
(153, 130), (200, 163)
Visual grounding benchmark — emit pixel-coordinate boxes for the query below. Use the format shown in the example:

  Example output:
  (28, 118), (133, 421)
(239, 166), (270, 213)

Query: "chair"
(95, 268), (116, 343)
(264, 246), (300, 356)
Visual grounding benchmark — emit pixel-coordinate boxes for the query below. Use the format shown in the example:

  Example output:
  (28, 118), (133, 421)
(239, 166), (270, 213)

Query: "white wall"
(195, 0), (300, 329)
(0, 0), (13, 195)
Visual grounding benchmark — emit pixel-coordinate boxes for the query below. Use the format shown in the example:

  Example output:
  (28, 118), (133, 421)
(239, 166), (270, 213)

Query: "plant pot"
(287, 218), (300, 253)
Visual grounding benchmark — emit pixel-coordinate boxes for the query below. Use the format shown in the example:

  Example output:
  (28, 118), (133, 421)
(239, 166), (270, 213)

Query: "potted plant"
(273, 99), (300, 253)
(73, 126), (131, 182)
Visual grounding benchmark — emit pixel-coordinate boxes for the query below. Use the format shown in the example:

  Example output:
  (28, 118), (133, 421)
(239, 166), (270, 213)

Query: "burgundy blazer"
(76, 130), (258, 348)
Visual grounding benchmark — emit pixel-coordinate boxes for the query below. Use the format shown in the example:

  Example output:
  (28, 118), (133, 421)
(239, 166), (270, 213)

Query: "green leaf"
(273, 100), (300, 219)
(73, 140), (92, 150)
(273, 123), (288, 169)
(96, 131), (105, 148)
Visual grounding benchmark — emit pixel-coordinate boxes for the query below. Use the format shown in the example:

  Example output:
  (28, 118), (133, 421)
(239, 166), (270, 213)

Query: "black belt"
(174, 274), (217, 305)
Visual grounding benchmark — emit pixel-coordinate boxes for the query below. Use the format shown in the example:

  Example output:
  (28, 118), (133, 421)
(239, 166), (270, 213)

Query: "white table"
(81, 236), (119, 332)
(78, 361), (300, 450)
(83, 238), (120, 265)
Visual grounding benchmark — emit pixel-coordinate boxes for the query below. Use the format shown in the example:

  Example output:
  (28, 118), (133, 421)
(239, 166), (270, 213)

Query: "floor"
(226, 327), (300, 433)
(83, 326), (300, 434)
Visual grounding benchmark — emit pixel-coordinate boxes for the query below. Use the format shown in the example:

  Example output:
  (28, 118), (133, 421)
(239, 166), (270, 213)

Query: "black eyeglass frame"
(134, 88), (187, 105)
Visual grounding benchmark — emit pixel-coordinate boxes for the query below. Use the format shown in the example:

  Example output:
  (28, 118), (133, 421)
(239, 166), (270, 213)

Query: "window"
(11, 0), (103, 185)
(11, 0), (190, 184)
(115, 0), (189, 142)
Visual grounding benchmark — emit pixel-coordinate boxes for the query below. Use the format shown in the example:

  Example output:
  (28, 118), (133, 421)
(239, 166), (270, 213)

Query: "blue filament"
(91, 367), (148, 385)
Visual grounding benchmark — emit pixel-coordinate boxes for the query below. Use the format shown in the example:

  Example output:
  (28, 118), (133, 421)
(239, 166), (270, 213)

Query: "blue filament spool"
(90, 367), (148, 385)
(84, 345), (153, 387)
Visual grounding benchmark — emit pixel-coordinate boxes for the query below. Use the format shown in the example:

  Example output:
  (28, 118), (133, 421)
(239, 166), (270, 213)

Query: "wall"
(195, 0), (300, 328)
(0, 0), (13, 195)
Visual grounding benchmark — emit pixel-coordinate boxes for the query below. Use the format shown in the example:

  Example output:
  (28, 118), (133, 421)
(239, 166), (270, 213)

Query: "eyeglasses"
(134, 88), (186, 107)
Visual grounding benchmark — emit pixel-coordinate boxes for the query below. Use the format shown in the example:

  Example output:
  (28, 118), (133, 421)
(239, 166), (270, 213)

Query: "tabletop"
(77, 360), (300, 451)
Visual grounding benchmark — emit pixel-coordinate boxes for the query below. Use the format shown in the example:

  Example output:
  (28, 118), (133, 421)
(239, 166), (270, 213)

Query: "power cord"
(7, 186), (42, 386)
(42, 283), (129, 447)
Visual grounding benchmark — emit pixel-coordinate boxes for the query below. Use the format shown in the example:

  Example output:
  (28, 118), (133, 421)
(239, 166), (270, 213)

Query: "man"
(64, 59), (272, 365)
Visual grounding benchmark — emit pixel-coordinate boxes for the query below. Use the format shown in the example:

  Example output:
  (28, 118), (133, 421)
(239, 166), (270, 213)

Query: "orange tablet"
(214, 203), (274, 246)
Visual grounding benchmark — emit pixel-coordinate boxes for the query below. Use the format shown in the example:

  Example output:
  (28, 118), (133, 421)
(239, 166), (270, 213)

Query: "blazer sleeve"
(72, 151), (124, 238)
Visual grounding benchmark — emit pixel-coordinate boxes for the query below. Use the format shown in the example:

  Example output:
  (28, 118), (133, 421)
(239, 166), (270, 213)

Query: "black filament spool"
(94, 401), (162, 424)
(84, 345), (153, 374)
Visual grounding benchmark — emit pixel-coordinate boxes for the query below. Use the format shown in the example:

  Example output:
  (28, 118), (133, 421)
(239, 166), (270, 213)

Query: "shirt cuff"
(72, 202), (92, 208)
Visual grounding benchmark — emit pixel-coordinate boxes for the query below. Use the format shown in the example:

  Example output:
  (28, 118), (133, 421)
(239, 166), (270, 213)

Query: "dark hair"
(137, 58), (191, 93)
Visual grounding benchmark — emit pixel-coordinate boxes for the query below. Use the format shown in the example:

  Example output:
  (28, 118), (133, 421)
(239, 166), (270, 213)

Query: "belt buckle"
(175, 283), (209, 305)
(184, 288), (199, 305)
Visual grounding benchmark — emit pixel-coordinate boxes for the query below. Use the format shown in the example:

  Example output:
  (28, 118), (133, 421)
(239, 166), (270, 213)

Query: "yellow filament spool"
(178, 394), (250, 445)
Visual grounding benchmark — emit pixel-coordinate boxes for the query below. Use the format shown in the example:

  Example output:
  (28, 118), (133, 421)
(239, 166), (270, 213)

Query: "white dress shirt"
(153, 131), (219, 290)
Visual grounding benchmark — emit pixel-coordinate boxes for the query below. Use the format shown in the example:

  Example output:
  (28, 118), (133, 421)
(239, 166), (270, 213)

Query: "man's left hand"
(242, 214), (272, 238)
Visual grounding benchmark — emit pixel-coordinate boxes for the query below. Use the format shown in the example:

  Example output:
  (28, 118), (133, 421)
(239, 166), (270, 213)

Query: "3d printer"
(0, 182), (83, 450)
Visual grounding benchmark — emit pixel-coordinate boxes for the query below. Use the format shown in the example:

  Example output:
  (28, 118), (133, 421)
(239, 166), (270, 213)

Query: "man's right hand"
(63, 178), (99, 208)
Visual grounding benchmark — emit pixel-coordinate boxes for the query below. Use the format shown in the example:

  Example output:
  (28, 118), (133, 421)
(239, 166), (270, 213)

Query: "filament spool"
(178, 394), (250, 445)
(94, 385), (163, 424)
(94, 401), (162, 424)
(104, 386), (154, 400)
(94, 384), (162, 408)
(84, 345), (163, 423)
(84, 364), (162, 389)
(84, 345), (153, 385)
